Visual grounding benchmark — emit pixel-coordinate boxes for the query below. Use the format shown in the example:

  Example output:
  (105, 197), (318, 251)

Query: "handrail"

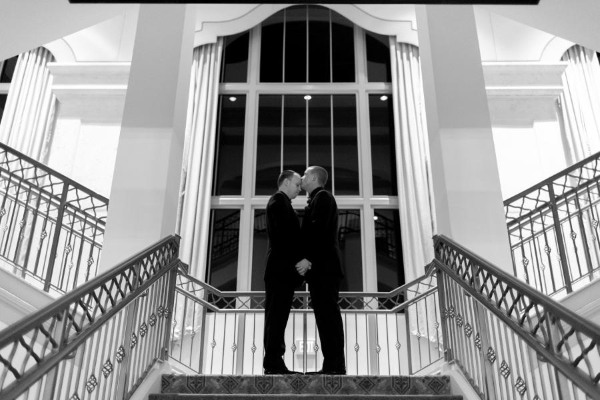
(503, 150), (600, 297)
(434, 234), (600, 400)
(504, 150), (600, 216)
(0, 141), (109, 295)
(0, 235), (181, 400)
(169, 266), (443, 375)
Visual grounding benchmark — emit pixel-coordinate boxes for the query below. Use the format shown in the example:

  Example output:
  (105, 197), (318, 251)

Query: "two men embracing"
(262, 166), (346, 376)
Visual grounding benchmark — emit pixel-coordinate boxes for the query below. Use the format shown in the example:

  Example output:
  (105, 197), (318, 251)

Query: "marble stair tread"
(160, 375), (453, 396)
(150, 395), (463, 400)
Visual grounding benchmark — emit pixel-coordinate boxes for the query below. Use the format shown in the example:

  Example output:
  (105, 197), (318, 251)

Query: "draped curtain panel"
(0, 47), (57, 163)
(558, 45), (600, 164)
(390, 41), (439, 342)
(176, 40), (223, 280)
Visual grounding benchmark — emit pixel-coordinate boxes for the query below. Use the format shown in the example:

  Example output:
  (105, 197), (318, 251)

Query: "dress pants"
(308, 277), (346, 371)
(263, 279), (295, 369)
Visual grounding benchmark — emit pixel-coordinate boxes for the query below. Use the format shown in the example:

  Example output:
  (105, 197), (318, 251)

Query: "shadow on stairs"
(150, 374), (462, 399)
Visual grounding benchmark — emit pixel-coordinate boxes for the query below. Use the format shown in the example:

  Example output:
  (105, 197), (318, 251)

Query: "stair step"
(150, 395), (462, 399)
(160, 375), (454, 397)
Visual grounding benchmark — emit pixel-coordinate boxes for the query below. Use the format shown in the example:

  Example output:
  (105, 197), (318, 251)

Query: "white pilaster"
(416, 5), (512, 271)
(100, 4), (195, 271)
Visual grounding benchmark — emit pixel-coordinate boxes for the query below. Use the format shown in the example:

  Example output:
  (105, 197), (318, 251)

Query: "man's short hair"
(277, 170), (297, 187)
(309, 166), (328, 186)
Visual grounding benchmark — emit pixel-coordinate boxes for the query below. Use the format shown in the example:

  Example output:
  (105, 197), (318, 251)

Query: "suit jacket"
(264, 191), (304, 287)
(302, 187), (343, 280)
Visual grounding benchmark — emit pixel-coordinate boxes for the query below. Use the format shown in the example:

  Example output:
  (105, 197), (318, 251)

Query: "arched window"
(206, 5), (404, 294)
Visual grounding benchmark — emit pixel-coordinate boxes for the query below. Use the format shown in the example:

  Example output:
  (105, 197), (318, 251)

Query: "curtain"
(558, 45), (600, 164)
(0, 47), (57, 163)
(176, 40), (223, 280)
(390, 41), (439, 343)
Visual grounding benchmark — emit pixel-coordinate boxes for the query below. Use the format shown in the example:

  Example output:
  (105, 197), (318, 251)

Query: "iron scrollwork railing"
(0, 235), (182, 400)
(0, 142), (108, 295)
(169, 271), (444, 376)
(434, 234), (600, 400)
(504, 151), (600, 298)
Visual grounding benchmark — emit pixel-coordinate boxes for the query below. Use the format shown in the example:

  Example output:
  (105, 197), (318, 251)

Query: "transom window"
(207, 5), (404, 294)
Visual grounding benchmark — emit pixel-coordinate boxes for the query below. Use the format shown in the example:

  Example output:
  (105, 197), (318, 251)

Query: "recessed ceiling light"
(229, 96), (237, 102)
(380, 95), (388, 101)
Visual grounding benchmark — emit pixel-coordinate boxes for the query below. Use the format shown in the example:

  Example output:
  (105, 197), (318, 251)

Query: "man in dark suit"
(296, 166), (346, 375)
(263, 170), (311, 374)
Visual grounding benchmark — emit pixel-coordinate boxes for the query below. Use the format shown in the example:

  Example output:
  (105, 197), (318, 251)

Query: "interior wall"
(9, 4), (597, 204)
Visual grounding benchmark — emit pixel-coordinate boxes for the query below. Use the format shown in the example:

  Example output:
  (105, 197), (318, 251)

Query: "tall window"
(0, 56), (17, 123)
(206, 6), (405, 293)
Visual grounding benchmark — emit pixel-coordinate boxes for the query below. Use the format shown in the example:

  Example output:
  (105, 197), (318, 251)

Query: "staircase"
(150, 374), (462, 399)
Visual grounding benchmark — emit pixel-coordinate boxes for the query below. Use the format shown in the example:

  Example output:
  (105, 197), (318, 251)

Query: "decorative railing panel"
(169, 271), (444, 376)
(434, 234), (600, 400)
(504, 151), (600, 297)
(0, 235), (181, 400)
(0, 143), (108, 295)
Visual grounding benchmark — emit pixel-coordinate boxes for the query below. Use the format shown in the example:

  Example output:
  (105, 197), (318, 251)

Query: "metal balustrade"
(434, 234), (600, 400)
(169, 271), (444, 375)
(0, 235), (182, 400)
(504, 151), (600, 298)
(2, 232), (598, 399)
(0, 142), (108, 296)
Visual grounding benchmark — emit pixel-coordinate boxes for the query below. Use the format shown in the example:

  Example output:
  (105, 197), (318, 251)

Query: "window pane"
(308, 95), (332, 191)
(374, 209), (404, 293)
(0, 56), (17, 83)
(308, 7), (330, 83)
(256, 95), (283, 195)
(339, 210), (362, 291)
(0, 94), (7, 123)
(207, 209), (240, 291)
(333, 95), (359, 195)
(331, 12), (355, 83)
(221, 32), (249, 83)
(213, 95), (246, 195)
(285, 6), (307, 82)
(283, 95), (306, 173)
(366, 32), (391, 82)
(260, 12), (284, 82)
(251, 209), (268, 291)
(369, 94), (397, 195)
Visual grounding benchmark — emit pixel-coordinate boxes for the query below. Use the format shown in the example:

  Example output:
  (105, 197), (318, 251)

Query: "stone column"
(100, 4), (196, 271)
(416, 5), (513, 271)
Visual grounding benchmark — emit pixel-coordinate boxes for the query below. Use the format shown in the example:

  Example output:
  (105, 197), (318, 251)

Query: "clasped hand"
(295, 259), (311, 276)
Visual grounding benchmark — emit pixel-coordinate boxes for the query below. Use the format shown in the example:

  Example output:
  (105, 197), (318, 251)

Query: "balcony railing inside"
(504, 150), (600, 299)
(168, 268), (443, 376)
(0, 142), (108, 296)
(2, 234), (599, 400)
(0, 235), (182, 400)
(435, 234), (600, 400)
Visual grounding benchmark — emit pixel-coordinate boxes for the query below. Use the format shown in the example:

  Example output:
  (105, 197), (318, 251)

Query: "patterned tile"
(359, 377), (377, 393)
(322, 375), (343, 394)
(159, 374), (452, 396)
(254, 376), (274, 394)
(186, 376), (205, 393)
(393, 376), (411, 394)
(286, 375), (309, 394)
(218, 376), (240, 393)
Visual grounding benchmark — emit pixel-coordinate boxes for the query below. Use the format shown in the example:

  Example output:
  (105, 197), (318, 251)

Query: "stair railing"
(169, 270), (444, 376)
(504, 150), (600, 298)
(0, 142), (109, 296)
(0, 235), (182, 400)
(434, 234), (600, 400)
